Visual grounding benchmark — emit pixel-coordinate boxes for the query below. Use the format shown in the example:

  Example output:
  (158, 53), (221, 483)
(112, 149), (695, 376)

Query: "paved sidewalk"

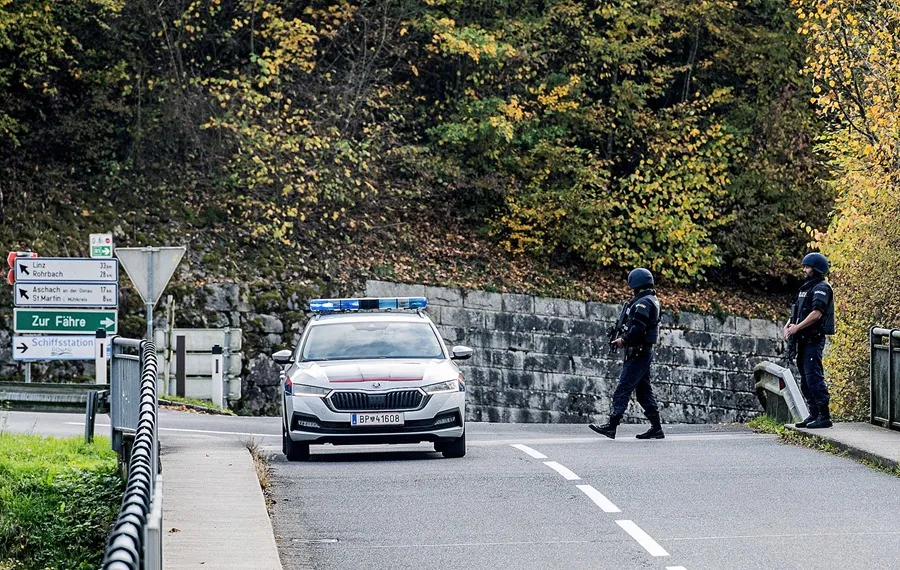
(161, 436), (282, 569)
(787, 421), (900, 469)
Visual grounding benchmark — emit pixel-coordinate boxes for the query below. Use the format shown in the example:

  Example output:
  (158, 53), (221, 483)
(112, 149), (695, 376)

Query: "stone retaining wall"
(366, 280), (779, 424)
(0, 279), (781, 421)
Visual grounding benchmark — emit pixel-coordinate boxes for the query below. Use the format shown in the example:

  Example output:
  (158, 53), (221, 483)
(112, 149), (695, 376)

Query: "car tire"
(283, 428), (310, 461)
(441, 432), (466, 458)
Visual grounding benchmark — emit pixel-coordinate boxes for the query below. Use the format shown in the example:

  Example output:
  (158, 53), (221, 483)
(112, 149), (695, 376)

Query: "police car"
(274, 297), (472, 461)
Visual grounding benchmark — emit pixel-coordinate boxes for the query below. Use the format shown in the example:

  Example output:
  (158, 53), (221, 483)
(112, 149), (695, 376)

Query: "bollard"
(211, 344), (224, 408)
(96, 329), (109, 385)
(85, 390), (99, 443)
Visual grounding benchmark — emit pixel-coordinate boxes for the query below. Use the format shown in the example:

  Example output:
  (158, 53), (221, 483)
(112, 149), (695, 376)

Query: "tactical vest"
(797, 280), (835, 338)
(627, 293), (661, 344)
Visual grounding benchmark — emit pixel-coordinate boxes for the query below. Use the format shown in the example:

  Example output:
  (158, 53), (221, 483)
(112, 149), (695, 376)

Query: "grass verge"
(245, 439), (271, 494)
(0, 433), (124, 570)
(244, 439), (272, 506)
(159, 395), (235, 415)
(745, 415), (787, 435)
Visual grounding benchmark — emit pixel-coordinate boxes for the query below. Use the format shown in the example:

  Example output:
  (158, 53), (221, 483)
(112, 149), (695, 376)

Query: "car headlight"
(422, 379), (459, 394)
(292, 384), (331, 397)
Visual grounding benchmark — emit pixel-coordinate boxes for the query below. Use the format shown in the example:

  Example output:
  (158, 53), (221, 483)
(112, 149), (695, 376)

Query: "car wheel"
(283, 428), (310, 461)
(441, 432), (466, 458)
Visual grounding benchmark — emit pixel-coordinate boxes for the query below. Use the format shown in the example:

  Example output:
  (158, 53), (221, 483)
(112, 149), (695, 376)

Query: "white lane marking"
(510, 444), (547, 459)
(577, 485), (621, 513)
(543, 461), (581, 480)
(666, 567), (688, 570)
(66, 422), (278, 439)
(616, 520), (669, 557)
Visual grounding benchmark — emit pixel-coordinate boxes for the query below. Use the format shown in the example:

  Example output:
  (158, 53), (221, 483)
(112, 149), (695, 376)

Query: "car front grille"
(329, 390), (424, 411)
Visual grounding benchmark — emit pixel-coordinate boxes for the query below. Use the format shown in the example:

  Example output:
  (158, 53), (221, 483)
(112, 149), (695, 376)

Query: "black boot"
(795, 415), (817, 428)
(807, 404), (832, 429)
(636, 412), (665, 440)
(589, 416), (621, 439)
(795, 405), (819, 428)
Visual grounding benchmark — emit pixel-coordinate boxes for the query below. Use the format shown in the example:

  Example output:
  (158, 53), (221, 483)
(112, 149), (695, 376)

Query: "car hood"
(292, 359), (457, 388)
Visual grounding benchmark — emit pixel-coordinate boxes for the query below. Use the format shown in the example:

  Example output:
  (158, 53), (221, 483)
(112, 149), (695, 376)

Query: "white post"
(211, 344), (224, 408)
(95, 330), (108, 385)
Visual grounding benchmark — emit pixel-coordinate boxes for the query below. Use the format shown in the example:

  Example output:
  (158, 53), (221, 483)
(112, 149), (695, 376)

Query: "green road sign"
(14, 308), (118, 334)
(90, 233), (114, 258)
(92, 245), (112, 257)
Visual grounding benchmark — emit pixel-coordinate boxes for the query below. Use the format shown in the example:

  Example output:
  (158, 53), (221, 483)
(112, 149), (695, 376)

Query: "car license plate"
(351, 412), (404, 426)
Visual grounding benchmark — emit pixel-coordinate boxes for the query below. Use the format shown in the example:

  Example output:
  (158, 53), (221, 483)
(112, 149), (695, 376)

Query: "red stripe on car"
(328, 377), (423, 383)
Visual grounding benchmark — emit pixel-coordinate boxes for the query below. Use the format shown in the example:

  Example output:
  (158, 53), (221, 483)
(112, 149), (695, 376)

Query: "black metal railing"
(101, 338), (162, 570)
(870, 327), (900, 431)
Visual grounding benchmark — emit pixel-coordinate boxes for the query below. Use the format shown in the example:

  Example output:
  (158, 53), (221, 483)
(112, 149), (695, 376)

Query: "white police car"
(274, 297), (472, 461)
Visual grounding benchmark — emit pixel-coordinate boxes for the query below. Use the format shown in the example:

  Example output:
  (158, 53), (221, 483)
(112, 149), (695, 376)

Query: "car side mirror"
(450, 345), (473, 360)
(272, 349), (293, 366)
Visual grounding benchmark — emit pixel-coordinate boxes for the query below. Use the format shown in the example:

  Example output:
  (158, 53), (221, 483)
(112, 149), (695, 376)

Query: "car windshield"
(301, 321), (444, 361)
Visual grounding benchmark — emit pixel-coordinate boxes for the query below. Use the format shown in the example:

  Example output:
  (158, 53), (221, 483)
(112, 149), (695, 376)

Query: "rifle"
(785, 302), (799, 362)
(606, 302), (629, 353)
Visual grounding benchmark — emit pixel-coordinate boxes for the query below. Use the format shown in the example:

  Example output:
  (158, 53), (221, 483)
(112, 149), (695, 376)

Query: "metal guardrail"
(101, 337), (162, 570)
(871, 327), (900, 431)
(753, 361), (809, 423)
(109, 338), (143, 455)
(0, 381), (110, 413)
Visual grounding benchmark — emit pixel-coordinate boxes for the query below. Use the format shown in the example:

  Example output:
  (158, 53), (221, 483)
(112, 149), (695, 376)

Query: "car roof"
(308, 311), (432, 325)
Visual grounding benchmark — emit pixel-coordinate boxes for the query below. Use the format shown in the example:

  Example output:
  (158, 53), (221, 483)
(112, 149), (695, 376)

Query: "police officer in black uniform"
(785, 252), (835, 429)
(589, 268), (664, 440)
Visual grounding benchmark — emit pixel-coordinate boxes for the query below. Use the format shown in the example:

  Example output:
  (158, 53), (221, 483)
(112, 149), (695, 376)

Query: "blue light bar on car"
(308, 297), (427, 313)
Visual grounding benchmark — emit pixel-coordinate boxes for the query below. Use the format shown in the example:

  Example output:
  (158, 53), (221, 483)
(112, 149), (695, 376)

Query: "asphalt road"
(4, 410), (900, 570)
(267, 422), (900, 570)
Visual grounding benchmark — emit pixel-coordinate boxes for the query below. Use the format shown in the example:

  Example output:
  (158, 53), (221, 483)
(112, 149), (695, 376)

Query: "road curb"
(785, 425), (899, 470)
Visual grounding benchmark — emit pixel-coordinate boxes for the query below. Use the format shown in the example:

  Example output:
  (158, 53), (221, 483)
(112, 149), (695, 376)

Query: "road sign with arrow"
(14, 283), (118, 307)
(12, 335), (96, 361)
(14, 308), (118, 334)
(14, 258), (118, 283)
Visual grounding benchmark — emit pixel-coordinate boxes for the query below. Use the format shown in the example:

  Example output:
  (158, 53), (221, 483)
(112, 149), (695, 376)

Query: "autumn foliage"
(794, 0), (900, 418)
(0, 0), (831, 288)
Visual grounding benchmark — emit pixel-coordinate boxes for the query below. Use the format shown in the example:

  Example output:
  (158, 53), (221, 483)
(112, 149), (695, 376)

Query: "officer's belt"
(624, 344), (654, 358)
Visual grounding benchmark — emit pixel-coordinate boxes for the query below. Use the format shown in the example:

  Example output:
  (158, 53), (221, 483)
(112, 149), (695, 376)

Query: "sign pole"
(146, 248), (154, 340)
(24, 362), (31, 383)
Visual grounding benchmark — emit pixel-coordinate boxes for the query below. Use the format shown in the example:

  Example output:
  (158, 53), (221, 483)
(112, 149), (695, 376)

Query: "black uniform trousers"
(796, 336), (829, 414)
(611, 346), (659, 419)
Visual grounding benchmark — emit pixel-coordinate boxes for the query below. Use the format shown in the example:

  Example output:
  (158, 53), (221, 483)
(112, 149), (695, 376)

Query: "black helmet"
(801, 252), (829, 275)
(627, 268), (654, 289)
